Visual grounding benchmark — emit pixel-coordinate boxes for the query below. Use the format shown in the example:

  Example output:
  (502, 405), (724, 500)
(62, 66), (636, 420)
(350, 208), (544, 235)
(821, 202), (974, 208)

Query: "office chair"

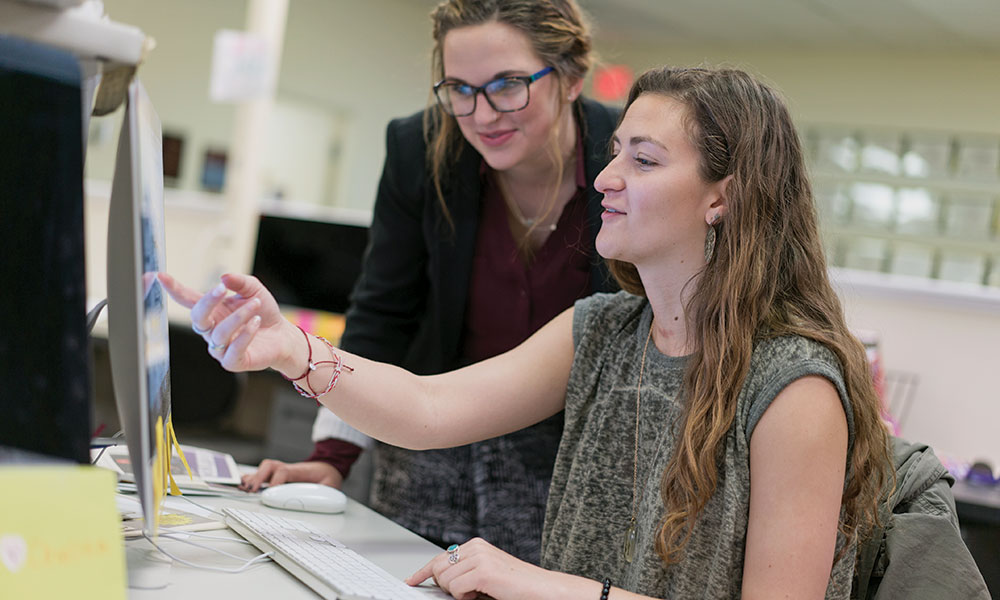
(168, 324), (245, 426)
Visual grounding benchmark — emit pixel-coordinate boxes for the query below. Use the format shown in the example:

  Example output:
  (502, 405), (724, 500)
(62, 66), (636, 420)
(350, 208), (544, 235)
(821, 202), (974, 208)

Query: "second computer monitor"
(251, 213), (369, 314)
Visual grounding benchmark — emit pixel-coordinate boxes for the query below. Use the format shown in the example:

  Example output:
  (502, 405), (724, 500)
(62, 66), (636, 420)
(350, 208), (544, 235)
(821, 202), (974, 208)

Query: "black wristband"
(600, 577), (611, 600)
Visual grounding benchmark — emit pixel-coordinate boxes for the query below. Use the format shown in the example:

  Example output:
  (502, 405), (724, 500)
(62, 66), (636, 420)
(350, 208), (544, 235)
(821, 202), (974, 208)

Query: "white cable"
(141, 532), (273, 574)
(91, 431), (124, 466)
(176, 493), (226, 517)
(158, 532), (258, 560)
(91, 445), (109, 465)
(156, 535), (254, 562)
(159, 530), (255, 545)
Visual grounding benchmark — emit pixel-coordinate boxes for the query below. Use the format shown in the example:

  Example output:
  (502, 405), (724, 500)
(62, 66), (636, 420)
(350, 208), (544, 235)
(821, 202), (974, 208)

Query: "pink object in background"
(855, 329), (900, 435)
(593, 64), (633, 103)
(281, 308), (346, 345)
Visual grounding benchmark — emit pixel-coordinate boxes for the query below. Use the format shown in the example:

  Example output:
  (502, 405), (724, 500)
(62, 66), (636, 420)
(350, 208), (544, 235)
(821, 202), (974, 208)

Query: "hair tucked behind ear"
(424, 0), (593, 233)
(608, 67), (893, 566)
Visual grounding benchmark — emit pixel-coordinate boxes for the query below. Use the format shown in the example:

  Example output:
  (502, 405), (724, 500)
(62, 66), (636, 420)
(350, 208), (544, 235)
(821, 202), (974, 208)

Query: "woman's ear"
(566, 77), (585, 103)
(706, 174), (733, 224)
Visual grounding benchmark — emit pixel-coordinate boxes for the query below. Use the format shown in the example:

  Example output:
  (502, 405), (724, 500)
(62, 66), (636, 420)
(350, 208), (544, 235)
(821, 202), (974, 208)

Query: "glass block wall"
(803, 127), (1000, 287)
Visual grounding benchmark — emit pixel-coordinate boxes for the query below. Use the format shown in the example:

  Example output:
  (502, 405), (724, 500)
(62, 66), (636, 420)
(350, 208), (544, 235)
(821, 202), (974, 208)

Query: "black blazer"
(340, 98), (620, 374)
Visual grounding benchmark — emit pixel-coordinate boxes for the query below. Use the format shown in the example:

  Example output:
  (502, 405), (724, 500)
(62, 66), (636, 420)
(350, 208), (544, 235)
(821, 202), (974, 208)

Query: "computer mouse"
(260, 482), (347, 514)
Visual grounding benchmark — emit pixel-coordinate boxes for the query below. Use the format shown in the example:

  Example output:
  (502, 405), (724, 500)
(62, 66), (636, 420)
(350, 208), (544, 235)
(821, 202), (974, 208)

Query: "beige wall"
(836, 277), (1000, 468)
(278, 0), (433, 208)
(86, 0), (435, 295)
(87, 0), (434, 204)
(85, 2), (1000, 466)
(84, 0), (246, 190)
(596, 43), (1000, 134)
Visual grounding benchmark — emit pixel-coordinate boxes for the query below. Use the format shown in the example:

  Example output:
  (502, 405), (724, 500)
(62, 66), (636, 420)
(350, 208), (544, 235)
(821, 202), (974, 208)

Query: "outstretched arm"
(159, 272), (575, 450)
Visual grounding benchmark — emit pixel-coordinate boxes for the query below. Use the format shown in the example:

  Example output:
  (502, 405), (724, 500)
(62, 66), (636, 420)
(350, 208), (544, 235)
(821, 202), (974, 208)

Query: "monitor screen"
(107, 78), (171, 536)
(251, 213), (369, 315)
(0, 35), (91, 464)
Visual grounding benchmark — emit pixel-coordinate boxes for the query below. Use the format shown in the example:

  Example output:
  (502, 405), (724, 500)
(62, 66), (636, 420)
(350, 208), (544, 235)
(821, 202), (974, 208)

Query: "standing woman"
(241, 0), (619, 564)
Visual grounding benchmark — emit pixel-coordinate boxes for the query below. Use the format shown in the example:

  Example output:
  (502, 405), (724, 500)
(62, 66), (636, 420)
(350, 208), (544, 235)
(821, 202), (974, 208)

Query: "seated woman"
(161, 65), (893, 599)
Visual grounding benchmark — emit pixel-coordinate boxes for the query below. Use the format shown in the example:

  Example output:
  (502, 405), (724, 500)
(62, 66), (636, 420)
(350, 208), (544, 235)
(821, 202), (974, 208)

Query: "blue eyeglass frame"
(433, 66), (555, 116)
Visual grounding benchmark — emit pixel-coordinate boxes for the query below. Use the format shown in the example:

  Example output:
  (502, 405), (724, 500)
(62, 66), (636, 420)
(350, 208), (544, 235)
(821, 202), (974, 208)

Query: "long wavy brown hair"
(425, 0), (593, 234)
(607, 67), (893, 565)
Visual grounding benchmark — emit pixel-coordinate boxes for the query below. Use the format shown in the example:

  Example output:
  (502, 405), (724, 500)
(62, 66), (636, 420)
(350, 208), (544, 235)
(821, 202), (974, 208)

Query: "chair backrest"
(851, 437), (990, 600)
(168, 325), (244, 425)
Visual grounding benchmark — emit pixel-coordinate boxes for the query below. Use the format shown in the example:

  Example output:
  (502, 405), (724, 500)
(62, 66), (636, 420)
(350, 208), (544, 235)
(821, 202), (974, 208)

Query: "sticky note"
(0, 466), (125, 599)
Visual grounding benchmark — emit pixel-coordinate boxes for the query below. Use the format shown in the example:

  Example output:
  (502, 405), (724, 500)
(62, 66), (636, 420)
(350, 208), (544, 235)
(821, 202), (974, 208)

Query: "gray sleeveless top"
(541, 291), (857, 599)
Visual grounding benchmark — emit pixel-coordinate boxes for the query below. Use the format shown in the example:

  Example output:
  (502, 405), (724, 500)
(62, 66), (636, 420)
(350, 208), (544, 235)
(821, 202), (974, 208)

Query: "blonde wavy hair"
(607, 66), (893, 565)
(425, 0), (593, 235)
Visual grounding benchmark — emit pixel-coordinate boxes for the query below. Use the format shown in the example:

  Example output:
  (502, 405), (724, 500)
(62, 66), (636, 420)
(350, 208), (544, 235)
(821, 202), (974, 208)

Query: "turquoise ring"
(447, 544), (460, 564)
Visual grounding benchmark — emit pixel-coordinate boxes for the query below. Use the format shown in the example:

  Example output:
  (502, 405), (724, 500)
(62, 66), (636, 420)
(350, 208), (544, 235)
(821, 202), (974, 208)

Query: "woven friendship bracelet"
(306, 335), (354, 398)
(281, 325), (315, 382)
(284, 329), (354, 400)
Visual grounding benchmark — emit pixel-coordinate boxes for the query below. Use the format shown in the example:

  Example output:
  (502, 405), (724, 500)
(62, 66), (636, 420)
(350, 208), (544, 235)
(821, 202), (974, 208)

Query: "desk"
(954, 479), (1000, 527)
(953, 480), (1000, 598)
(127, 492), (448, 599)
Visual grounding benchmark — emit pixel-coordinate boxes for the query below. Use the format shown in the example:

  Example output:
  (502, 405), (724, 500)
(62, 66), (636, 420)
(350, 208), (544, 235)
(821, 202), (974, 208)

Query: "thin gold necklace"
(494, 173), (558, 232)
(624, 320), (654, 563)
(505, 192), (557, 231)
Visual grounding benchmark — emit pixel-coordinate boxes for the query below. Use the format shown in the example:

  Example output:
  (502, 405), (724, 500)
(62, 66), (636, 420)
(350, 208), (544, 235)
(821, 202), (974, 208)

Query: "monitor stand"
(125, 540), (172, 589)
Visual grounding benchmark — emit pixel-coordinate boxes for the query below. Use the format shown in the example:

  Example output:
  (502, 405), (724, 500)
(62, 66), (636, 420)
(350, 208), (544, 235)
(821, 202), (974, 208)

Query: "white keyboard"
(223, 507), (432, 600)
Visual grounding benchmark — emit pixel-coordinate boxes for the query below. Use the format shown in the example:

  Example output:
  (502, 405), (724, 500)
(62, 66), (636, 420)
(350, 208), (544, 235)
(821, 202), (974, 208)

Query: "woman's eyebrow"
(629, 135), (669, 153)
(442, 70), (526, 84)
(490, 70), (523, 79)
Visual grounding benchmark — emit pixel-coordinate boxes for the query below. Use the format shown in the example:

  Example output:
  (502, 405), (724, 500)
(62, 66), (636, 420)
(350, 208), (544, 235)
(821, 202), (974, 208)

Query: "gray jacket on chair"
(852, 437), (991, 599)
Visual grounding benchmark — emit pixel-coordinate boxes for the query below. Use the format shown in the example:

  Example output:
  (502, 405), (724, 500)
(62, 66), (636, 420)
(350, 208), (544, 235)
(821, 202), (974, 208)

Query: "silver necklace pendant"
(519, 217), (557, 232)
(623, 517), (637, 563)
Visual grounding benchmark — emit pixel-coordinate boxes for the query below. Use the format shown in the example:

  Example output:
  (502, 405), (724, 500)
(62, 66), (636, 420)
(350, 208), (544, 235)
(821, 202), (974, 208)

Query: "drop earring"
(704, 214), (721, 262)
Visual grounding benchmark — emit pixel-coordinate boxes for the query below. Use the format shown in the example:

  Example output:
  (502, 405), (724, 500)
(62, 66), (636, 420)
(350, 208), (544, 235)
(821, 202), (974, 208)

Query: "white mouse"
(260, 482), (347, 514)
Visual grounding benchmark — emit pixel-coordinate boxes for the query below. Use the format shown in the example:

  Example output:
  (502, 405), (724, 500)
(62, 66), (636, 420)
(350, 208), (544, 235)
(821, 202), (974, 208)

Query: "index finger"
(241, 459), (283, 492)
(157, 272), (203, 309)
(405, 556), (438, 587)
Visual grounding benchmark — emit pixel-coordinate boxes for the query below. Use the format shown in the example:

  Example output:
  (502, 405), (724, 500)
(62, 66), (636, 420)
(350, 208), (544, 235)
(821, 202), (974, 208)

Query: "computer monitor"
(106, 78), (172, 537)
(0, 35), (92, 464)
(251, 212), (369, 315)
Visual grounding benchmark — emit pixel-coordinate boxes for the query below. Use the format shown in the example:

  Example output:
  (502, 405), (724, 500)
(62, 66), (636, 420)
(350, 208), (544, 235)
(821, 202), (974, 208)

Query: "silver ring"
(446, 544), (459, 565)
(208, 342), (227, 352)
(192, 322), (212, 335)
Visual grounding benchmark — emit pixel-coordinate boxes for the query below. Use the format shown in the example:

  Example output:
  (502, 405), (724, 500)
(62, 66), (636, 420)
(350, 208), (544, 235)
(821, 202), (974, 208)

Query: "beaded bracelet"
(282, 326), (353, 399)
(600, 577), (611, 600)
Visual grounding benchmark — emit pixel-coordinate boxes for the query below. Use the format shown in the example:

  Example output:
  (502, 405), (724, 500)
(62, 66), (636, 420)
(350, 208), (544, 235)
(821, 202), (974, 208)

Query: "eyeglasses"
(433, 66), (554, 117)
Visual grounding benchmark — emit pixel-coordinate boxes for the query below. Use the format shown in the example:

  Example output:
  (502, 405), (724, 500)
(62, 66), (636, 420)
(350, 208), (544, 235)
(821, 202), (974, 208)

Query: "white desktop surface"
(126, 491), (449, 599)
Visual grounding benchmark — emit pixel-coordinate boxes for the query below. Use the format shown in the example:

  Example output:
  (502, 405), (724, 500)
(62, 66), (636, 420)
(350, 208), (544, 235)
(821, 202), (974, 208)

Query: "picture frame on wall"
(162, 131), (184, 186)
(201, 147), (227, 192)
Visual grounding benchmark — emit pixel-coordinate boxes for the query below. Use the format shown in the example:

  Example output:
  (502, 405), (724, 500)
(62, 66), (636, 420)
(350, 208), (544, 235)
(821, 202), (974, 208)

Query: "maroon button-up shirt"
(460, 146), (592, 364)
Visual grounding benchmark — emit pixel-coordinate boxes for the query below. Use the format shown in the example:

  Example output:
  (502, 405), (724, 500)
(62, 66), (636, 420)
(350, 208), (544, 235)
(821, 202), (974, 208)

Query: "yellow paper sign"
(0, 466), (125, 599)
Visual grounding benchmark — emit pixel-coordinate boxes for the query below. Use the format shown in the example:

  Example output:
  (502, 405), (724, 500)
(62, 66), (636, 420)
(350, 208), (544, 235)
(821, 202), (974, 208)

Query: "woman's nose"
(471, 93), (500, 125)
(594, 157), (624, 194)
